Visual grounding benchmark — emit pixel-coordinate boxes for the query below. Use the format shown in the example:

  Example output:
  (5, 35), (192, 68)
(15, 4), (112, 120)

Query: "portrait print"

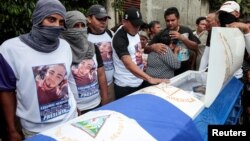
(33, 64), (69, 105)
(96, 41), (112, 62)
(135, 43), (143, 65)
(72, 59), (97, 87)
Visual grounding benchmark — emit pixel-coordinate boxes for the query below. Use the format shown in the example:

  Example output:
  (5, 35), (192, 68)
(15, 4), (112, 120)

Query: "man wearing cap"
(200, 1), (250, 79)
(217, 1), (250, 54)
(112, 7), (168, 99)
(86, 4), (115, 102)
(218, 1), (240, 27)
(218, 1), (250, 124)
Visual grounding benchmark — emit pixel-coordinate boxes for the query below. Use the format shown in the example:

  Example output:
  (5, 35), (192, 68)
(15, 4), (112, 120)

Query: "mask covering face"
(218, 11), (238, 27)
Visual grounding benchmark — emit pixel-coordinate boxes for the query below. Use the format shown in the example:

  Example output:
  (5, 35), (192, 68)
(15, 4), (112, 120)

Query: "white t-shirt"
(112, 26), (144, 87)
(69, 54), (101, 111)
(88, 30), (114, 85)
(0, 37), (77, 132)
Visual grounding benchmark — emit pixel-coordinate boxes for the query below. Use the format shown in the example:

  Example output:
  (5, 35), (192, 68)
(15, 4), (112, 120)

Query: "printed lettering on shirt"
(40, 100), (70, 121)
(77, 81), (99, 98)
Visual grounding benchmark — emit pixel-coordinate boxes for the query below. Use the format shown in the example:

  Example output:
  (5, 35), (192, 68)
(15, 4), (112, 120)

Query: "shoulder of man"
(179, 25), (193, 32)
(105, 29), (114, 38)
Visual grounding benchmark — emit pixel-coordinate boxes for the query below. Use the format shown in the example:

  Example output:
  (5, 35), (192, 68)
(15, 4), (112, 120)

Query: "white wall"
(140, 0), (209, 30)
(106, 0), (210, 30)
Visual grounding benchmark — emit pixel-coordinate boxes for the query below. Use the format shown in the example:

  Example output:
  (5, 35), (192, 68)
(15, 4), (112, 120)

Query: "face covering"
(19, 0), (66, 53)
(60, 10), (95, 64)
(20, 25), (64, 53)
(61, 27), (95, 64)
(218, 11), (238, 27)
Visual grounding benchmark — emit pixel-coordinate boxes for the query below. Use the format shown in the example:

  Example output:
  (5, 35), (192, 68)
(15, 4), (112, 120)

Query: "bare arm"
(226, 22), (250, 34)
(180, 35), (198, 51)
(97, 67), (109, 105)
(144, 43), (168, 55)
(0, 91), (22, 141)
(121, 55), (169, 84)
(170, 31), (198, 51)
(226, 22), (250, 54)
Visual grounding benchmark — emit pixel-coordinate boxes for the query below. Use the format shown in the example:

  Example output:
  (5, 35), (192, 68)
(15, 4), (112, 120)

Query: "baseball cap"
(139, 31), (149, 40)
(123, 7), (144, 27)
(87, 4), (111, 19)
(219, 1), (240, 13)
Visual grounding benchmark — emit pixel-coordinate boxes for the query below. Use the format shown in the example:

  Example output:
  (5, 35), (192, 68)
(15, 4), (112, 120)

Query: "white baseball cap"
(219, 1), (240, 13)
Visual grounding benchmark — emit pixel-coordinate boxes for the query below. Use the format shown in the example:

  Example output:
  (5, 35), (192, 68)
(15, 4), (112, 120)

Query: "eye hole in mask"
(218, 11), (238, 27)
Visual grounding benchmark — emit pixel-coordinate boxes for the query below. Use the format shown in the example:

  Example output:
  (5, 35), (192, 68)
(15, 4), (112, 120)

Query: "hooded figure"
(20, 0), (66, 53)
(61, 10), (95, 64)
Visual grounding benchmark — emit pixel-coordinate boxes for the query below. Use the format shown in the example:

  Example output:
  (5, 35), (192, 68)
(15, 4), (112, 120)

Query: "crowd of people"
(0, 0), (250, 140)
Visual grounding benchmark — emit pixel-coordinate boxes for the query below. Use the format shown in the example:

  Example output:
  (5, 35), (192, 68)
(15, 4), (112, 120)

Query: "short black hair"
(164, 7), (179, 19)
(148, 20), (160, 29)
(140, 22), (149, 30)
(196, 16), (206, 25)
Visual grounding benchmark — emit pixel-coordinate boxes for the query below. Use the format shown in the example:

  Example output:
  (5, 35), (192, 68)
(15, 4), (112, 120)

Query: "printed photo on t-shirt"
(96, 41), (112, 62)
(32, 63), (70, 121)
(72, 59), (99, 98)
(96, 41), (114, 71)
(72, 59), (97, 86)
(135, 43), (144, 69)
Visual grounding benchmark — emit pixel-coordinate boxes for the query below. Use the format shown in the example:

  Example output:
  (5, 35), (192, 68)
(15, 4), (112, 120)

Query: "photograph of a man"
(96, 41), (112, 62)
(72, 59), (97, 87)
(33, 64), (68, 105)
(135, 43), (143, 66)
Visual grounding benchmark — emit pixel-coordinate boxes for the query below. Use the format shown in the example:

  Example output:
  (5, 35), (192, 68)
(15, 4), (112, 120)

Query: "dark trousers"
(114, 83), (145, 100)
(174, 60), (190, 76)
(80, 103), (102, 115)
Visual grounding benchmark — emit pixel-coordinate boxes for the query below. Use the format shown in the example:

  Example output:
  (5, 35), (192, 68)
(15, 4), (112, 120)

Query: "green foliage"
(112, 0), (124, 15)
(209, 0), (250, 19)
(0, 0), (35, 44)
(0, 0), (105, 44)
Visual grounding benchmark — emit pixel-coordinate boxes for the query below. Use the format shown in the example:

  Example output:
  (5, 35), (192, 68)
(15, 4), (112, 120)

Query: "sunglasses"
(96, 17), (108, 22)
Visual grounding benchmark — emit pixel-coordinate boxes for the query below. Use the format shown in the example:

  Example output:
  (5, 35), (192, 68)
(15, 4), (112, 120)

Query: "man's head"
(87, 4), (111, 19)
(164, 7), (180, 30)
(123, 7), (144, 27)
(65, 10), (87, 29)
(206, 12), (220, 31)
(122, 7), (144, 35)
(219, 1), (240, 16)
(195, 17), (207, 33)
(32, 0), (66, 26)
(148, 20), (161, 36)
(87, 4), (110, 33)
(139, 30), (149, 47)
(218, 1), (240, 27)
